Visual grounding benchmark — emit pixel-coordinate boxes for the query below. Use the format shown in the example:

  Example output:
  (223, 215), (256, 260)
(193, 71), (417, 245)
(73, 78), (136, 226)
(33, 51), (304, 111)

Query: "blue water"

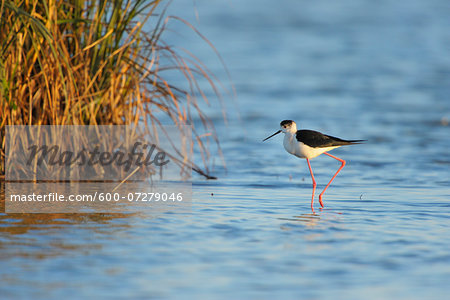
(1, 0), (450, 299)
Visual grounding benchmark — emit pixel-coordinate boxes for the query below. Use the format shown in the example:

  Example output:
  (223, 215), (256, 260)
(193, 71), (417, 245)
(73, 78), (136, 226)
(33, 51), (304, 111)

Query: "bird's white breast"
(283, 133), (338, 159)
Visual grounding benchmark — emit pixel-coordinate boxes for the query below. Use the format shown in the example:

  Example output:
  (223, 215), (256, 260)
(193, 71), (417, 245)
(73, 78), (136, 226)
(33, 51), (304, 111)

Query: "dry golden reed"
(0, 0), (225, 179)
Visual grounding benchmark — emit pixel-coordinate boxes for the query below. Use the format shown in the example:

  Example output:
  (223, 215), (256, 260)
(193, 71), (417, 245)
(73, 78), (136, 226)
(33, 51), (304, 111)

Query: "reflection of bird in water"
(279, 213), (321, 229)
(264, 120), (365, 211)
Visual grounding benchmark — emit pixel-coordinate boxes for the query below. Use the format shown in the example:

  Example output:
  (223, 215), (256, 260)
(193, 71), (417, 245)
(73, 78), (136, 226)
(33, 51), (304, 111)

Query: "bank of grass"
(0, 0), (224, 178)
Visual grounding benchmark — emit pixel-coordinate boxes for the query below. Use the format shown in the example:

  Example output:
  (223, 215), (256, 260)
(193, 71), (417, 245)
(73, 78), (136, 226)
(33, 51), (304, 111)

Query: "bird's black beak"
(263, 130), (281, 141)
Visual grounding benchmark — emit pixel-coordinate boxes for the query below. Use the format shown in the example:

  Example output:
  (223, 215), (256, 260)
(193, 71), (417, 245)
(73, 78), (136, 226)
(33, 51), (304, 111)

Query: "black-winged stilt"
(263, 120), (365, 211)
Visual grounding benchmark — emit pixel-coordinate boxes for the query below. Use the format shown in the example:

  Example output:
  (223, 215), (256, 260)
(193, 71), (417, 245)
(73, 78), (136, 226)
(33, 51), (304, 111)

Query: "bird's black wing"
(296, 130), (365, 148)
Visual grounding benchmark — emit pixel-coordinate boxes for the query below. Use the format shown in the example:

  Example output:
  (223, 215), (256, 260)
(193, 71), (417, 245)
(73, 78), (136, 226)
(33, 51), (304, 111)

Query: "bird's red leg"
(318, 152), (346, 208)
(306, 158), (316, 212)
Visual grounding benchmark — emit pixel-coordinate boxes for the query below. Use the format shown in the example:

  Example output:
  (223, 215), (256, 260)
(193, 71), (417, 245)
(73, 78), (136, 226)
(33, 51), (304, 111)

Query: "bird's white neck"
(283, 131), (297, 155)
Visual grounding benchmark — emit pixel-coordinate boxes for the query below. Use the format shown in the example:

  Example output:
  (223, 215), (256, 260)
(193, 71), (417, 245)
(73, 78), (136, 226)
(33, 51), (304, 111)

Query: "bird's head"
(280, 120), (297, 133)
(263, 120), (297, 141)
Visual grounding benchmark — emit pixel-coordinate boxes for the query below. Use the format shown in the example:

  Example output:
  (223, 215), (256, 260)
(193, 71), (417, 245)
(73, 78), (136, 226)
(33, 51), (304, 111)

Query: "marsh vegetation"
(0, 0), (223, 178)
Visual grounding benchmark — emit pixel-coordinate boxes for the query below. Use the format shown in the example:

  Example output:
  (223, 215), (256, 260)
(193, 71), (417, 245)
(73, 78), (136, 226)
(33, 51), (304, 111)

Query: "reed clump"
(0, 0), (223, 178)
